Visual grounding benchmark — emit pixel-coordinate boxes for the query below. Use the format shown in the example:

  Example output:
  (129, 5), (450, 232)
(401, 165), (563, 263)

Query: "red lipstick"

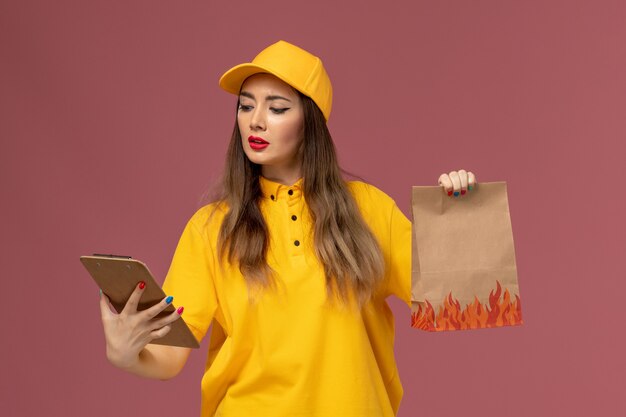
(248, 136), (269, 150)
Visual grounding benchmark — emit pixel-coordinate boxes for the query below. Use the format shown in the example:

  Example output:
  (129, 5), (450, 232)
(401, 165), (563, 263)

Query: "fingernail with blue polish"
(454, 191), (459, 197)
(165, 296), (174, 304)
(468, 185), (472, 191)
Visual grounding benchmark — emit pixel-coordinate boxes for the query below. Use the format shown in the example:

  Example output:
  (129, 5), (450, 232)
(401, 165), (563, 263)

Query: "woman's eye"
(238, 104), (252, 112)
(270, 108), (289, 114)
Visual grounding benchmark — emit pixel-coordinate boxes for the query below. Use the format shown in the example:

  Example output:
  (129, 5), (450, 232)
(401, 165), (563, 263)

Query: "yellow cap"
(219, 40), (333, 121)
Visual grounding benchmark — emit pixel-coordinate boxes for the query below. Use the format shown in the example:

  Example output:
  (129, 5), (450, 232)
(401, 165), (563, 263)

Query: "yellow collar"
(259, 176), (304, 202)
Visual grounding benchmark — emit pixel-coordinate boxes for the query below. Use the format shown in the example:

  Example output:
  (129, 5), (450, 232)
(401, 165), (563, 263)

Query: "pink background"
(2, 1), (625, 416)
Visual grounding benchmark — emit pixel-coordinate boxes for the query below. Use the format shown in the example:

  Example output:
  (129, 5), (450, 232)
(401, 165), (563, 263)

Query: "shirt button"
(270, 195), (275, 200)
(288, 189), (294, 196)
(291, 215), (297, 221)
(294, 240), (300, 247)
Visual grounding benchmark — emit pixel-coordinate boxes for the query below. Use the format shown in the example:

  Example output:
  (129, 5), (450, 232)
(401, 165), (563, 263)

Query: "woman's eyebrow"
(239, 91), (292, 102)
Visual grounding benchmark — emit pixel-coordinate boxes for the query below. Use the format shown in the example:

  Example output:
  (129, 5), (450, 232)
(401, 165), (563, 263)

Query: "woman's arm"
(116, 344), (192, 381)
(100, 283), (191, 380)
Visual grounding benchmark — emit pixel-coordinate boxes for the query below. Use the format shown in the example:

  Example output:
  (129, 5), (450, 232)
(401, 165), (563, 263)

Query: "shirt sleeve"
(161, 210), (219, 344)
(384, 202), (413, 309)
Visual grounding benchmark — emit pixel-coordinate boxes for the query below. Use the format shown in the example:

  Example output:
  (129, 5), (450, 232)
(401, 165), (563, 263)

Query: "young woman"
(99, 40), (477, 417)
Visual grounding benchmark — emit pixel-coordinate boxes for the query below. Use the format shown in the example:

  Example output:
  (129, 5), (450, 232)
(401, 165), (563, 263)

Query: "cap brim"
(219, 62), (305, 98)
(218, 63), (276, 95)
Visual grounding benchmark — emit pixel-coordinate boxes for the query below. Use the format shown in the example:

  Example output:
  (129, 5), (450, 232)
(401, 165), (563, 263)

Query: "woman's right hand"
(99, 281), (184, 370)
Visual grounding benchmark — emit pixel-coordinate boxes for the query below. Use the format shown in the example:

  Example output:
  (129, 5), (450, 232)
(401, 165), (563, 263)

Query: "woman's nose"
(250, 108), (266, 131)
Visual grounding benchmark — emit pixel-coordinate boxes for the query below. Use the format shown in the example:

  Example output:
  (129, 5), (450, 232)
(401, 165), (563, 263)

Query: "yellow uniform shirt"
(162, 176), (412, 417)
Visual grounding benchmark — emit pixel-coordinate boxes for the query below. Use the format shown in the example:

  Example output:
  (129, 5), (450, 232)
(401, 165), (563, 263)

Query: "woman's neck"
(261, 163), (303, 186)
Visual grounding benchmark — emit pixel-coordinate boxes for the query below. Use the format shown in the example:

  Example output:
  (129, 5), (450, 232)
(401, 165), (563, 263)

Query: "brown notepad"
(81, 254), (200, 348)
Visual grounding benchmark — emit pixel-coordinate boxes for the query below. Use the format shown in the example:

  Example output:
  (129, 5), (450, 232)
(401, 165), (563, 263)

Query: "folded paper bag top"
(410, 181), (523, 331)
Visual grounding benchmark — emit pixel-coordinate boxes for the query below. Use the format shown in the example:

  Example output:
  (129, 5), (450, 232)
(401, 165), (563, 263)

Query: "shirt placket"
(284, 186), (304, 257)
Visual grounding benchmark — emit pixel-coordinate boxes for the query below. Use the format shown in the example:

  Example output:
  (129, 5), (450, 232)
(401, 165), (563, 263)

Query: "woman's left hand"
(438, 169), (477, 197)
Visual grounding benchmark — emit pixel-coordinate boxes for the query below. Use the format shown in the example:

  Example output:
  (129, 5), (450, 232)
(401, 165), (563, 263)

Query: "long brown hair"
(213, 93), (385, 307)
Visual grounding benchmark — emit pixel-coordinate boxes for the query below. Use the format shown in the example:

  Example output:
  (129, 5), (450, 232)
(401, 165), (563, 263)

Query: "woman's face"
(237, 73), (305, 181)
